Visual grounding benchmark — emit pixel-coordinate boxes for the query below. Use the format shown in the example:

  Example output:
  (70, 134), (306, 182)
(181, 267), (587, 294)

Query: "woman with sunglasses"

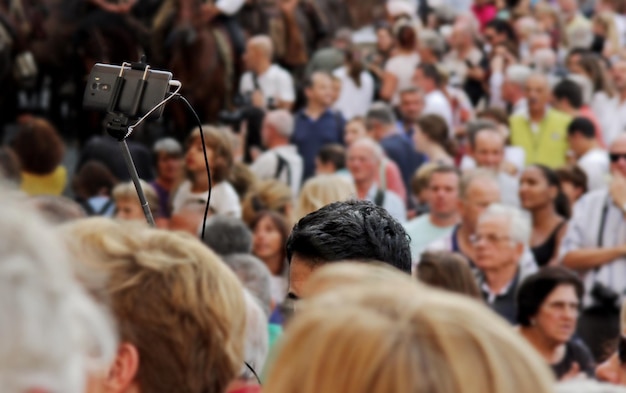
(517, 266), (595, 380)
(596, 302), (626, 384)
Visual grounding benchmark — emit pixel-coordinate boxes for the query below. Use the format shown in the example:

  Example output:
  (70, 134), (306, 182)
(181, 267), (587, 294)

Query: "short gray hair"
(466, 119), (500, 148)
(478, 203), (531, 246)
(240, 289), (269, 381)
(248, 35), (273, 58)
(365, 101), (397, 126)
(28, 195), (87, 224)
(265, 109), (295, 139)
(201, 215), (253, 255)
(567, 23), (594, 49)
(349, 137), (385, 163)
(556, 381), (626, 393)
(153, 137), (182, 156)
(505, 64), (532, 87)
(419, 29), (446, 59)
(0, 193), (117, 393)
(460, 169), (499, 199)
(532, 48), (557, 73)
(222, 253), (273, 317)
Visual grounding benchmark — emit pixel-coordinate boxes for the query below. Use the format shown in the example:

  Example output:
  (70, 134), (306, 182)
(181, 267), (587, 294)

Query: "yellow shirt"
(21, 166), (68, 196)
(509, 109), (572, 169)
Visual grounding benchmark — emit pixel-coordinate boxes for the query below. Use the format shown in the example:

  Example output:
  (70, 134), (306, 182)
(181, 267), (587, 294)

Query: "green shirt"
(509, 108), (572, 169)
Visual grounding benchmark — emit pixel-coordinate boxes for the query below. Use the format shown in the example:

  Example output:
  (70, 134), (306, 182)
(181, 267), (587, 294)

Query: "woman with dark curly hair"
(12, 117), (66, 196)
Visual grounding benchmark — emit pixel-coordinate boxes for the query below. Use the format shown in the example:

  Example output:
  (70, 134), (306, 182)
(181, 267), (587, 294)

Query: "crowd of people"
(6, 0), (626, 391)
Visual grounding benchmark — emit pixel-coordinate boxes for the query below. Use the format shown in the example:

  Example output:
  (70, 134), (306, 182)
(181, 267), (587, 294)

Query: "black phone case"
(83, 63), (173, 119)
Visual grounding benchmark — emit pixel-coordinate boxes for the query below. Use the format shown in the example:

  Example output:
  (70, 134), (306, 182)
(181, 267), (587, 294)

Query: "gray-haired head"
(265, 109), (295, 139)
(222, 253), (273, 317)
(532, 48), (557, 73)
(349, 137), (385, 164)
(365, 101), (397, 126)
(505, 64), (532, 87)
(153, 137), (183, 156)
(478, 203), (531, 246)
(567, 23), (594, 50)
(28, 195), (87, 225)
(201, 215), (253, 255)
(240, 289), (269, 381)
(466, 119), (500, 148)
(419, 29), (446, 60)
(460, 169), (500, 200)
(248, 35), (274, 59)
(0, 193), (117, 393)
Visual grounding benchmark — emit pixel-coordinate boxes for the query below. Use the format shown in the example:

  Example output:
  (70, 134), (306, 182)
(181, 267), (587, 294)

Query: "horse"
(156, 0), (235, 133)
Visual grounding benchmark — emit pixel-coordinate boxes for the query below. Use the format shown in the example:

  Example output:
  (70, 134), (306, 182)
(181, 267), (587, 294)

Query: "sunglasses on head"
(610, 153), (626, 163)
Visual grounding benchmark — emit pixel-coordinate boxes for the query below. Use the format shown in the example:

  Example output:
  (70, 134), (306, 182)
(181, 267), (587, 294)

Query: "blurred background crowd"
(5, 0), (626, 391)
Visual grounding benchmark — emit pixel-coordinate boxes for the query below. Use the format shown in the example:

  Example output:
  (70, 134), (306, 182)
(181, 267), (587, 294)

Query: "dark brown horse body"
(163, 0), (234, 132)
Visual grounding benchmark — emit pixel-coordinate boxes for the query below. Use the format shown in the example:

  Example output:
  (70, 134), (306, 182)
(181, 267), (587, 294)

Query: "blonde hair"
(187, 126), (234, 183)
(266, 271), (555, 393)
(294, 174), (355, 220)
(242, 179), (293, 227)
(59, 218), (246, 393)
(111, 179), (160, 217)
(594, 12), (621, 56)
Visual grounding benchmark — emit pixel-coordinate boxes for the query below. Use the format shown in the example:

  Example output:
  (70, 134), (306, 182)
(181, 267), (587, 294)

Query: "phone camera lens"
(92, 83), (99, 90)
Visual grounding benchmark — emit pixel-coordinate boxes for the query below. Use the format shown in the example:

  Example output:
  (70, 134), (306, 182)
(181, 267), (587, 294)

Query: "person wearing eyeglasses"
(472, 203), (538, 324)
(596, 301), (626, 384)
(559, 133), (626, 361)
(516, 267), (594, 380)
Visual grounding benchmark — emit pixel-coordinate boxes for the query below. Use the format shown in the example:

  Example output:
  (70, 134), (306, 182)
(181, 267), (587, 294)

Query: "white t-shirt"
(250, 145), (303, 198)
(578, 148), (610, 191)
(423, 90), (454, 130)
(239, 64), (295, 106)
(384, 52), (420, 105)
(600, 96), (626, 145)
(215, 0), (245, 15)
(172, 180), (241, 218)
(332, 66), (374, 121)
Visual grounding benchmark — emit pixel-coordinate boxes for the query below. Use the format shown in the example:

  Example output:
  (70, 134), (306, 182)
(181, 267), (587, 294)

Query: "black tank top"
(531, 221), (566, 267)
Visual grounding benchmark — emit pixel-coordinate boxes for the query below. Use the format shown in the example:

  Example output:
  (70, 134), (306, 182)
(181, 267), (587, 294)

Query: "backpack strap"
(96, 198), (115, 216)
(374, 188), (385, 207)
(274, 152), (292, 186)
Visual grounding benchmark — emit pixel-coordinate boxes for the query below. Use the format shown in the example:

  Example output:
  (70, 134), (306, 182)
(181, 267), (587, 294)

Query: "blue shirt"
(292, 110), (345, 181)
(396, 121), (415, 142)
(379, 133), (426, 190)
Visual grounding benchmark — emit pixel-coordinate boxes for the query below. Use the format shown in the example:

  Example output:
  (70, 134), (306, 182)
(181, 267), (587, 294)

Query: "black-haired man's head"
(286, 200), (411, 299)
(567, 117), (597, 158)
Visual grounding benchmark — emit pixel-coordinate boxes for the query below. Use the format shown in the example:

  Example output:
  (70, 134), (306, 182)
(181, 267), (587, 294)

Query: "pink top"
(472, 4), (497, 31)
(378, 159), (407, 204)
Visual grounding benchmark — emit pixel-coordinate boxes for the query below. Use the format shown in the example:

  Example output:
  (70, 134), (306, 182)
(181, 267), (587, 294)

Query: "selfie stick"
(103, 59), (156, 227)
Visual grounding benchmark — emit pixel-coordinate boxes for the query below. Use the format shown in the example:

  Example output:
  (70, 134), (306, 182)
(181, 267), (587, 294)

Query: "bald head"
(347, 138), (384, 185)
(349, 138), (384, 163)
(526, 73), (550, 113)
(263, 110), (294, 145)
(460, 170), (501, 231)
(245, 35), (273, 73)
(248, 35), (273, 58)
